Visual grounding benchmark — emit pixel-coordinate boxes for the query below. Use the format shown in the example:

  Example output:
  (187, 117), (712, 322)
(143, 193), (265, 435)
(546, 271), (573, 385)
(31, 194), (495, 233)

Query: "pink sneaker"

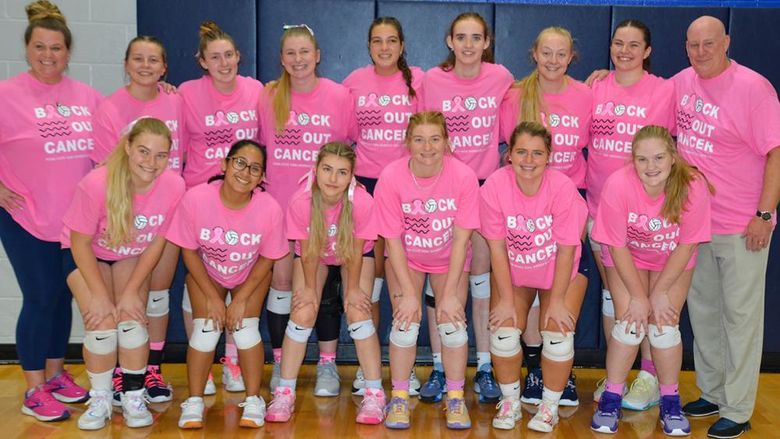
(356, 388), (385, 425)
(22, 385), (70, 422)
(264, 387), (295, 423)
(46, 370), (89, 403)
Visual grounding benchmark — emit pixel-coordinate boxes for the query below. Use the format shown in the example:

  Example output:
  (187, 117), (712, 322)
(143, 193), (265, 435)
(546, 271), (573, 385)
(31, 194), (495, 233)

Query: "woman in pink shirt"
(482, 121), (588, 432)
(0, 0), (101, 422)
(62, 118), (184, 430)
(588, 19), (677, 411)
(420, 13), (513, 401)
(168, 140), (288, 430)
(590, 126), (712, 436)
(499, 26), (592, 408)
(260, 24), (354, 394)
(90, 35), (183, 404)
(265, 142), (383, 425)
(342, 16), (423, 396)
(375, 111), (480, 430)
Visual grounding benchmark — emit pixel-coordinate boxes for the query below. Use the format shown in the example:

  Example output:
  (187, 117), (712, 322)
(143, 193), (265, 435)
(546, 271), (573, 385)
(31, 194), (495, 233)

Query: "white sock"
(499, 381), (521, 399)
(476, 351), (491, 371)
(87, 369), (114, 392)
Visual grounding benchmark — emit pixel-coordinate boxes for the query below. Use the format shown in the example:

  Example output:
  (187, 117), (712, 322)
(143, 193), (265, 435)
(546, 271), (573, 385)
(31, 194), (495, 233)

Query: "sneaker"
(269, 361), (281, 393)
(492, 397), (521, 430)
(445, 392), (471, 430)
(314, 361), (340, 397)
(384, 396), (410, 429)
(121, 388), (153, 428)
(682, 398), (719, 417)
(419, 369), (445, 403)
(521, 367), (543, 405)
(659, 395), (691, 436)
(356, 388), (385, 425)
(204, 372), (216, 396)
(591, 390), (622, 434)
(46, 370), (89, 403)
(78, 390), (112, 430)
(623, 371), (660, 411)
(409, 369), (421, 396)
(144, 366), (173, 403)
(238, 395), (266, 428)
(265, 386), (295, 423)
(21, 385), (70, 422)
(112, 368), (123, 407)
(474, 368), (502, 404)
(560, 373), (579, 407)
(178, 396), (205, 429)
(528, 399), (559, 433)
(594, 376), (627, 402)
(707, 417), (750, 439)
(352, 367), (366, 396)
(220, 356), (245, 392)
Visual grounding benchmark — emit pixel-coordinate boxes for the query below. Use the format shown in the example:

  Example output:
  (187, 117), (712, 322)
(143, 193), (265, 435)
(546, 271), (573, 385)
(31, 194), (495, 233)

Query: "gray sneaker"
(269, 362), (281, 393)
(314, 361), (340, 397)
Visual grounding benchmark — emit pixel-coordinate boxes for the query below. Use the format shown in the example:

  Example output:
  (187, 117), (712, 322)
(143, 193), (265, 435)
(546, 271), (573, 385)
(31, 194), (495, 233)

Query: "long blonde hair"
(305, 142), (356, 265)
(104, 118), (171, 248)
(268, 26), (319, 133)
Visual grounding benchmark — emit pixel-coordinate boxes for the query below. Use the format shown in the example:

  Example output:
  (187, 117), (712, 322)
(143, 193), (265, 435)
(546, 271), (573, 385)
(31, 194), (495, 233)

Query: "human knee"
(83, 329), (117, 355)
(611, 320), (645, 346)
(232, 317), (262, 350)
(117, 320), (149, 350)
(647, 324), (681, 349)
(285, 319), (313, 343)
(389, 321), (420, 348)
(469, 273), (490, 299)
(437, 322), (468, 348)
(541, 331), (574, 362)
(189, 318), (222, 352)
(291, 301), (319, 328)
(266, 288), (292, 314)
(348, 319), (376, 341)
(490, 327), (522, 357)
(146, 289), (169, 317)
(601, 289), (614, 317)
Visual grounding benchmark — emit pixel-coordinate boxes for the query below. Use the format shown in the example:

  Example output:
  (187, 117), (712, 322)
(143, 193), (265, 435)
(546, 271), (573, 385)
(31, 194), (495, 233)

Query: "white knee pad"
(601, 289), (614, 317)
(232, 317), (262, 350)
(647, 324), (681, 349)
(532, 293), (540, 308)
(389, 322), (420, 348)
(146, 289), (169, 317)
(182, 284), (192, 313)
(285, 319), (313, 343)
(189, 318), (222, 352)
(267, 288), (292, 314)
(371, 278), (383, 303)
(348, 319), (376, 340)
(437, 322), (468, 348)
(611, 320), (645, 346)
(83, 329), (117, 355)
(117, 320), (149, 350)
(541, 331), (575, 362)
(469, 273), (490, 299)
(489, 327), (522, 357)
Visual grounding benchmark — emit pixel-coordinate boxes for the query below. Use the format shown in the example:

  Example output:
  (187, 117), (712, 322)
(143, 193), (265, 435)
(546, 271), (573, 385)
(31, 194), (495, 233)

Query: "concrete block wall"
(0, 0), (136, 344)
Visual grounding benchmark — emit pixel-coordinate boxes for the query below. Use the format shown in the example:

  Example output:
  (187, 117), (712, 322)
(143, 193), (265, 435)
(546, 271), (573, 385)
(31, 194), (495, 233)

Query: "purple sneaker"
(659, 395), (691, 436)
(591, 390), (622, 434)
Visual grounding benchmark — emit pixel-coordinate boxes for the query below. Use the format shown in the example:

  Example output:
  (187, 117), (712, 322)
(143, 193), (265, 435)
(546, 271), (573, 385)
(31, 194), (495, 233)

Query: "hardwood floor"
(3, 364), (779, 438)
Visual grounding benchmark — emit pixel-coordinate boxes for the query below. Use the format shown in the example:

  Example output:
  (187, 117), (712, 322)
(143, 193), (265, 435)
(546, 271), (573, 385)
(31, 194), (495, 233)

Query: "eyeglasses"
(229, 156), (263, 177)
(282, 23), (314, 36)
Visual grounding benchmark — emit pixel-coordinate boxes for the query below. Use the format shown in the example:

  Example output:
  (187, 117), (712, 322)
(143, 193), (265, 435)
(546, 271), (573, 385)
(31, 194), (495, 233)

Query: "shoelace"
(318, 362), (339, 379)
(85, 393), (110, 416)
(429, 370), (445, 388)
(144, 367), (167, 388)
(388, 397), (408, 415)
(661, 397), (684, 419)
(479, 372), (498, 390)
(446, 398), (465, 415)
(29, 385), (59, 404)
(528, 373), (541, 388)
(112, 373), (123, 392)
(495, 398), (516, 417)
(599, 393), (622, 414)
(238, 398), (262, 410)
(220, 356), (242, 379)
(361, 391), (384, 412)
(538, 402), (555, 424)
(630, 376), (652, 394)
(126, 392), (149, 411)
(269, 389), (293, 409)
(50, 370), (76, 388)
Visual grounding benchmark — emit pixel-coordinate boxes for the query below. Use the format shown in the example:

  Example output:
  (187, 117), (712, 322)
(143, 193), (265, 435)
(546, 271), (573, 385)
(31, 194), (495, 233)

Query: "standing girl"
(62, 118), (184, 430)
(0, 0), (101, 422)
(169, 140), (287, 429)
(375, 111), (480, 430)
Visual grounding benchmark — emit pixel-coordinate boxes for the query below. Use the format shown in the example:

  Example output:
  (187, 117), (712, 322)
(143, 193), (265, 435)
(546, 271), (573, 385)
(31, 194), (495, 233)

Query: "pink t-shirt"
(592, 164), (712, 271)
(480, 166), (586, 290)
(179, 75), (262, 188)
(343, 65), (423, 178)
(587, 71), (676, 215)
(674, 61), (780, 234)
(286, 184), (377, 265)
(374, 155), (480, 273)
(421, 63), (513, 179)
(90, 87), (184, 171)
(500, 79), (593, 188)
(259, 78), (354, 211)
(0, 72), (102, 241)
(166, 181), (288, 289)
(61, 166), (185, 261)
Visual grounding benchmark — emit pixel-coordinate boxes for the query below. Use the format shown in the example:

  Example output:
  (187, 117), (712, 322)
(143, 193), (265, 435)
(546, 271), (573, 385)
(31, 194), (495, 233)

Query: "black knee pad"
(425, 292), (436, 308)
(266, 310), (290, 349)
(315, 270), (344, 341)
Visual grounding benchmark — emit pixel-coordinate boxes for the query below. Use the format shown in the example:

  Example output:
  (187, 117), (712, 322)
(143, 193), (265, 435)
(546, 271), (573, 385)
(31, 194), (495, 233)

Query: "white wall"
(0, 0), (136, 344)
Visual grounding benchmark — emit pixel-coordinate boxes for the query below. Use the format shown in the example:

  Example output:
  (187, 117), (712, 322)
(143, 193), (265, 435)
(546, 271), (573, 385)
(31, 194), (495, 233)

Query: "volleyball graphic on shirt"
(134, 214), (148, 230)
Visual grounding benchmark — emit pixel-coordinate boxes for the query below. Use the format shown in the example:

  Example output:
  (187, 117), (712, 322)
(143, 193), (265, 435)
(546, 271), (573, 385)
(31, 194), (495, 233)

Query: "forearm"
(488, 239), (514, 303)
(181, 248), (222, 301)
(231, 256), (275, 302)
(442, 228), (472, 298)
(549, 244), (575, 302)
(71, 232), (111, 299)
(758, 147), (780, 212)
(385, 238), (415, 296)
(650, 243), (696, 295)
(298, 239), (320, 290)
(123, 236), (167, 293)
(345, 239), (365, 293)
(610, 246), (646, 298)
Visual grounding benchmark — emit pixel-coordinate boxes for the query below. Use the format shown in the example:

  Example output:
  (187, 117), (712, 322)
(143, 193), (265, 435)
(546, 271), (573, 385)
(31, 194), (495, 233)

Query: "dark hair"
(196, 21), (239, 71)
(509, 121), (552, 155)
(24, 0), (71, 50)
(613, 19), (652, 71)
(369, 17), (416, 99)
(439, 12), (494, 71)
(208, 140), (267, 191)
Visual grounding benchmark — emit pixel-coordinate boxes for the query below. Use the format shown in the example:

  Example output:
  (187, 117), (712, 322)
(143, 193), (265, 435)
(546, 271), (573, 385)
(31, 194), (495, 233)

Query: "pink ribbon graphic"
(599, 101), (615, 116)
(45, 104), (61, 119)
(635, 214), (649, 231)
(365, 93), (379, 107)
(209, 226), (225, 244)
(213, 111), (228, 126)
(410, 199), (427, 215)
(288, 110), (299, 126)
(451, 96), (465, 112)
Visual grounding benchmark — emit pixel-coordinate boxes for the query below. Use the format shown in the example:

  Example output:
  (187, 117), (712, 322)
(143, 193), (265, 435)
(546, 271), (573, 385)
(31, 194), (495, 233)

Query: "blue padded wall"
(728, 8), (780, 94)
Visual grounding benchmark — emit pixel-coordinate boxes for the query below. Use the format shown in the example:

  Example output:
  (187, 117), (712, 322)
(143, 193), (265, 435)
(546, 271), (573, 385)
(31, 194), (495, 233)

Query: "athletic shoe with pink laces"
(220, 356), (245, 392)
(264, 386), (295, 423)
(356, 388), (385, 425)
(144, 365), (173, 403)
(46, 370), (89, 403)
(22, 385), (70, 422)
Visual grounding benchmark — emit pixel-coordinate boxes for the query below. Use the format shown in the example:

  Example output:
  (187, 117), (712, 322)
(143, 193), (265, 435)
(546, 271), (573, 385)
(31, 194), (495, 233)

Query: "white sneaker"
(204, 372), (216, 396)
(78, 390), (112, 430)
(409, 369), (421, 397)
(221, 356), (245, 392)
(593, 377), (606, 402)
(239, 395), (266, 428)
(178, 396), (205, 429)
(623, 371), (660, 411)
(492, 397), (522, 430)
(527, 399), (559, 433)
(352, 367), (366, 396)
(121, 388), (153, 428)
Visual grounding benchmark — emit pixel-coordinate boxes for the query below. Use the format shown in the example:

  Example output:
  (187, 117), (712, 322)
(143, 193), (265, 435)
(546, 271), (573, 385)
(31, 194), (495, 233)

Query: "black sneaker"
(707, 417), (750, 439)
(144, 365), (173, 403)
(682, 397), (719, 417)
(520, 367), (542, 405)
(560, 373), (579, 407)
